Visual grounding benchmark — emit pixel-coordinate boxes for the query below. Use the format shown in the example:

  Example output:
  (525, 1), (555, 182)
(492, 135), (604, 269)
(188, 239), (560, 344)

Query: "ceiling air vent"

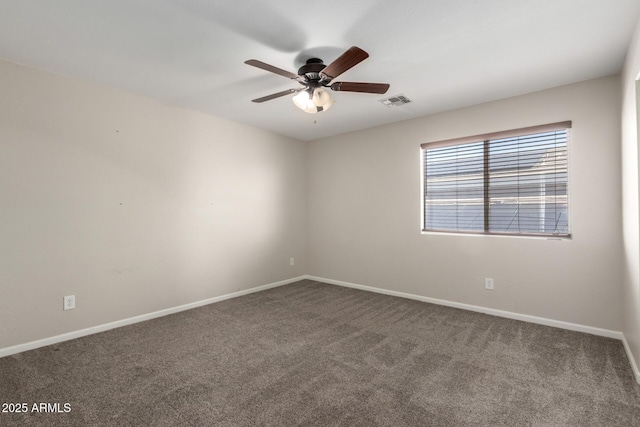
(379, 94), (412, 107)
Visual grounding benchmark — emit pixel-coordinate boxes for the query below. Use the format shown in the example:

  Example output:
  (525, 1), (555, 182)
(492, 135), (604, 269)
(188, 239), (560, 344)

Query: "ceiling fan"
(244, 46), (390, 114)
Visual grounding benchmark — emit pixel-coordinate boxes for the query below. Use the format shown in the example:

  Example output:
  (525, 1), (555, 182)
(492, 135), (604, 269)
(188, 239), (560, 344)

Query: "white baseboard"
(622, 334), (640, 384)
(303, 275), (623, 340)
(0, 276), (306, 359)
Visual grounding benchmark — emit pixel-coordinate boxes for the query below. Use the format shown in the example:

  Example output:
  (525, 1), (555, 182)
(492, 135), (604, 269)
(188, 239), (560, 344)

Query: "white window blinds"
(422, 122), (571, 237)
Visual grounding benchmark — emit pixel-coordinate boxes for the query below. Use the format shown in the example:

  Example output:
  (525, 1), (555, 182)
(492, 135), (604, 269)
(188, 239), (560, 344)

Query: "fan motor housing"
(298, 58), (325, 81)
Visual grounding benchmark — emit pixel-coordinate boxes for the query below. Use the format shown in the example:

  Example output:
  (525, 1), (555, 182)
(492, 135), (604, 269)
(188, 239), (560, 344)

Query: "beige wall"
(0, 60), (307, 348)
(622, 19), (640, 375)
(308, 75), (623, 331)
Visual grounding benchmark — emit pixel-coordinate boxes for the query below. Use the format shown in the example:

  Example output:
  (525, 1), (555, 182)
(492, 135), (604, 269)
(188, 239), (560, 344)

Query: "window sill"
(420, 230), (571, 240)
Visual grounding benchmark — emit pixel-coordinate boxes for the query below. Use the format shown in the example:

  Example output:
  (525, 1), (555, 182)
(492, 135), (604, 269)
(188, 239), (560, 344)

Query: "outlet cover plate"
(64, 295), (76, 310)
(485, 278), (494, 290)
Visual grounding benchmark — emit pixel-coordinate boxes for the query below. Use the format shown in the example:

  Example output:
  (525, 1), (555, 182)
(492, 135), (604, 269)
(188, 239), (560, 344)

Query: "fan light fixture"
(245, 47), (390, 113)
(292, 87), (335, 114)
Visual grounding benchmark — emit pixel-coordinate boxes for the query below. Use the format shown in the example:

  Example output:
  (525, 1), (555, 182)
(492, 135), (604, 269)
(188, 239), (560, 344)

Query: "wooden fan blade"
(320, 46), (369, 80)
(245, 59), (299, 79)
(330, 82), (390, 94)
(251, 88), (301, 103)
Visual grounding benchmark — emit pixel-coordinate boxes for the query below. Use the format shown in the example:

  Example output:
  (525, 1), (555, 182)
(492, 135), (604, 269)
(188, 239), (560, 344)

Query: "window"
(422, 122), (571, 238)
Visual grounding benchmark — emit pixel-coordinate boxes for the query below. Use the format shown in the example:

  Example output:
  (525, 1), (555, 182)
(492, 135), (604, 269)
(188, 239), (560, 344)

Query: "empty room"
(3, 0), (640, 425)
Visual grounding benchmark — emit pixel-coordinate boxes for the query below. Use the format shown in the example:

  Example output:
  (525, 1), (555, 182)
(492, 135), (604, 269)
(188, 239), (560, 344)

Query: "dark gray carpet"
(1, 279), (639, 426)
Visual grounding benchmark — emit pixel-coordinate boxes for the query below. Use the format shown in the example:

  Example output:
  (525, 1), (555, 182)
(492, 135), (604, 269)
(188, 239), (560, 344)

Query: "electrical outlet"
(485, 278), (494, 290)
(290, 257), (295, 266)
(63, 295), (76, 310)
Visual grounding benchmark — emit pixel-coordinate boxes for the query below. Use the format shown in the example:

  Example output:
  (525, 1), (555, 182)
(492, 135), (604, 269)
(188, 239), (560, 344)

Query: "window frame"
(421, 121), (572, 239)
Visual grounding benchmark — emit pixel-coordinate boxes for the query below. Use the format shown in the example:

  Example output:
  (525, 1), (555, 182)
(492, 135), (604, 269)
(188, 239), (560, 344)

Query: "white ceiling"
(1, 0), (639, 141)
